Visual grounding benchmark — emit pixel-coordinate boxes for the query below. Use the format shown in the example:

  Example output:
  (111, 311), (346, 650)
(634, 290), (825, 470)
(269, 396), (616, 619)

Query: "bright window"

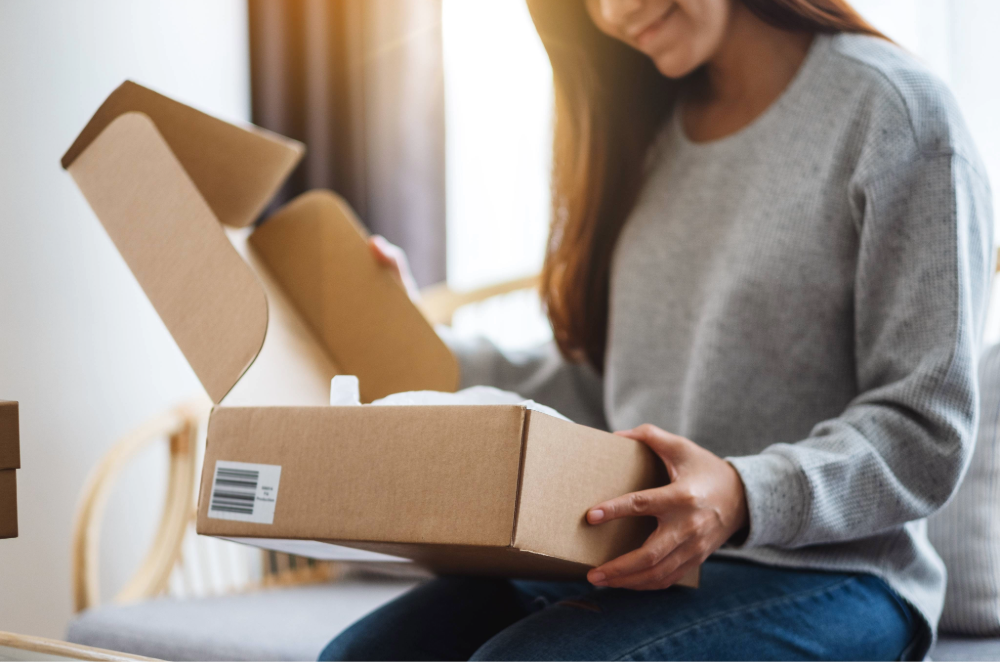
(442, 0), (554, 349)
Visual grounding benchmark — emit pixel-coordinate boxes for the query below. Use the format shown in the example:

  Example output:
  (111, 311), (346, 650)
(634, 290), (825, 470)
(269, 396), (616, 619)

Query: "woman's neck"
(682, 4), (814, 143)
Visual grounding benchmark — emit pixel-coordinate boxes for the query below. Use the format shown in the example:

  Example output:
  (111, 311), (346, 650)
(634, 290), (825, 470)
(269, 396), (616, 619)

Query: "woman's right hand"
(369, 235), (420, 302)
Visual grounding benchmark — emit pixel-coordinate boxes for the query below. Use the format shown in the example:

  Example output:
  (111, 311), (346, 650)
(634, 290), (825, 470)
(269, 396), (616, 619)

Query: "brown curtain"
(248, 0), (447, 287)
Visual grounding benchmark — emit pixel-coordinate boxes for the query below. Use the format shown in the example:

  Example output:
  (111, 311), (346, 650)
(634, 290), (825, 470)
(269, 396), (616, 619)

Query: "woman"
(323, 0), (993, 659)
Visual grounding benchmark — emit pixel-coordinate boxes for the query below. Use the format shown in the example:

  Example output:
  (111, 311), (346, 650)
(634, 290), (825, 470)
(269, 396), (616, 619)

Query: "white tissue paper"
(329, 378), (571, 422)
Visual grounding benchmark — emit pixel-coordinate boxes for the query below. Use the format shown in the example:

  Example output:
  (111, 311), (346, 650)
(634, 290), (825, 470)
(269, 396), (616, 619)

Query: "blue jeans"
(320, 558), (924, 661)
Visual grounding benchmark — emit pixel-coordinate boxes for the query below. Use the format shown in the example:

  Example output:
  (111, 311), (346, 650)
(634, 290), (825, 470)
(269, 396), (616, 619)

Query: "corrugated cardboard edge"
(310, 539), (595, 581)
(0, 403), (17, 539)
(510, 405), (532, 549)
(61, 80), (303, 228)
(227, 535), (594, 580)
(0, 470), (16, 539)
(0, 401), (19, 470)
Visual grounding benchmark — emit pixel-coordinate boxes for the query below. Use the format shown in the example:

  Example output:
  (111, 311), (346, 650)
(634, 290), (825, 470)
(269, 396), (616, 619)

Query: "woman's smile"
(585, 0), (732, 78)
(632, 3), (680, 51)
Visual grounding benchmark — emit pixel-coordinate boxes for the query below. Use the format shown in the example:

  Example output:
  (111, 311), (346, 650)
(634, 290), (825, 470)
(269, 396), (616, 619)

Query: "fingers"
(615, 423), (686, 455)
(587, 531), (677, 586)
(588, 487), (663, 525)
(615, 424), (692, 481)
(369, 236), (400, 268)
(368, 236), (421, 302)
(604, 537), (702, 590)
(619, 550), (703, 591)
(591, 536), (704, 590)
(588, 480), (698, 526)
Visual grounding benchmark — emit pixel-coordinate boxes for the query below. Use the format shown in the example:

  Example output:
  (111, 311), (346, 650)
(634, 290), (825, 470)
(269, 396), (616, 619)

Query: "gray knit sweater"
(447, 34), (993, 643)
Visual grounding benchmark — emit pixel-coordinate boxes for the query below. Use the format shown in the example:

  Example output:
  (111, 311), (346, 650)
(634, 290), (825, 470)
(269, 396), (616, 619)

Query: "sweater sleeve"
(437, 326), (609, 431)
(728, 151), (994, 549)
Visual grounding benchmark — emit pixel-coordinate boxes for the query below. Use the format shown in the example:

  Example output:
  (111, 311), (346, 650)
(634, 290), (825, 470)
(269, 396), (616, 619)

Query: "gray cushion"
(65, 577), (1000, 661)
(66, 577), (418, 661)
(931, 637), (1000, 661)
(928, 344), (1000, 635)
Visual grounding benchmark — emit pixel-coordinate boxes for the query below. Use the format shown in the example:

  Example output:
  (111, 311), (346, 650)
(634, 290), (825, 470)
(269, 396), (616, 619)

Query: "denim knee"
(318, 626), (381, 662)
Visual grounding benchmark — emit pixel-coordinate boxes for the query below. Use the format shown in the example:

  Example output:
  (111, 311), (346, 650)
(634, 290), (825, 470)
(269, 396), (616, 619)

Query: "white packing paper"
(329, 378), (571, 422)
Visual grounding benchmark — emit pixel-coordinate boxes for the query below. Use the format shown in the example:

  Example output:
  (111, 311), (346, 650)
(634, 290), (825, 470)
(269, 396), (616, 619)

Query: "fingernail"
(589, 571), (606, 584)
(589, 509), (604, 523)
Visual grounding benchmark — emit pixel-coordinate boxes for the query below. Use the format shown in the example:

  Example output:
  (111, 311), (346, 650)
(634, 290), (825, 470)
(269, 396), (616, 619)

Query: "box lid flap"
(249, 191), (459, 402)
(67, 112), (269, 403)
(64, 84), (458, 406)
(62, 81), (303, 229)
(0, 401), (19, 470)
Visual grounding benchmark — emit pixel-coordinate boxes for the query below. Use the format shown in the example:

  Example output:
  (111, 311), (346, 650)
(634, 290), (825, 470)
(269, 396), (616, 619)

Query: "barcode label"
(208, 460), (281, 524)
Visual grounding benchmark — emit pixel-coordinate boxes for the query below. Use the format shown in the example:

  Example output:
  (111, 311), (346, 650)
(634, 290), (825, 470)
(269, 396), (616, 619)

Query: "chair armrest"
(71, 398), (210, 612)
(0, 630), (158, 661)
(418, 274), (540, 326)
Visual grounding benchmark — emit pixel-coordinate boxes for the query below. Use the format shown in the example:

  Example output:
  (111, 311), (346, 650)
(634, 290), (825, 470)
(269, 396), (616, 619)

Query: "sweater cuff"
(435, 325), (495, 389)
(726, 452), (809, 549)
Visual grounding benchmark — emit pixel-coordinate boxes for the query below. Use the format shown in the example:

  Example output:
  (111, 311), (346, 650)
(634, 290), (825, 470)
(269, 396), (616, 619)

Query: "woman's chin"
(640, 38), (705, 79)
(650, 54), (701, 80)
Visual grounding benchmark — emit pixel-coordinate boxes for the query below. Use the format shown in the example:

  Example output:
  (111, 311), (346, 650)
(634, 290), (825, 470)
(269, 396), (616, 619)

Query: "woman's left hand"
(586, 424), (749, 590)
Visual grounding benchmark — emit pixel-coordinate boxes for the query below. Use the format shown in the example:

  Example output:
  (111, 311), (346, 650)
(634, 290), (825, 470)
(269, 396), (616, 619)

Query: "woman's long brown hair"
(527, 0), (884, 371)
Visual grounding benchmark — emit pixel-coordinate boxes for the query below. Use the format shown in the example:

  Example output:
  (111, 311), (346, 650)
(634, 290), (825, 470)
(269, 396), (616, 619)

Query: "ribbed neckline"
(670, 33), (831, 154)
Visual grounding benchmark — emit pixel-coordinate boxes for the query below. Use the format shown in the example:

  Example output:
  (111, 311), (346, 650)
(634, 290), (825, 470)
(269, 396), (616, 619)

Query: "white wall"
(0, 0), (249, 637)
(442, 0), (552, 292)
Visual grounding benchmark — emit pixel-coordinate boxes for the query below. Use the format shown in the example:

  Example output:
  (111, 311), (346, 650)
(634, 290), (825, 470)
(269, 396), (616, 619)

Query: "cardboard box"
(63, 82), (697, 586)
(0, 401), (19, 539)
(201, 405), (669, 578)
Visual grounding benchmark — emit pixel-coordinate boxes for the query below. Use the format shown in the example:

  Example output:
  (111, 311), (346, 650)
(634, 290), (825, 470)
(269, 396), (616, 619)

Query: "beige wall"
(0, 0), (248, 637)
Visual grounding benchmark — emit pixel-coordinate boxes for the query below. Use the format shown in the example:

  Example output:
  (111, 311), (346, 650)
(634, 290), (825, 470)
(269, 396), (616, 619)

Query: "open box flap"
(61, 80), (303, 229)
(65, 89), (458, 406)
(250, 191), (460, 402)
(67, 112), (269, 403)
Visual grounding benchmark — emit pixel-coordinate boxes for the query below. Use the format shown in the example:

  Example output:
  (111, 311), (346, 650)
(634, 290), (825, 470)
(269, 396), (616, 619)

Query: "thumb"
(616, 424), (689, 469)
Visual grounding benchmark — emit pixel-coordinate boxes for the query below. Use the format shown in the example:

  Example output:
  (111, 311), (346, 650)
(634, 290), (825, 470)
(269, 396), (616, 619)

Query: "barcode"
(211, 467), (259, 516)
(207, 460), (281, 524)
